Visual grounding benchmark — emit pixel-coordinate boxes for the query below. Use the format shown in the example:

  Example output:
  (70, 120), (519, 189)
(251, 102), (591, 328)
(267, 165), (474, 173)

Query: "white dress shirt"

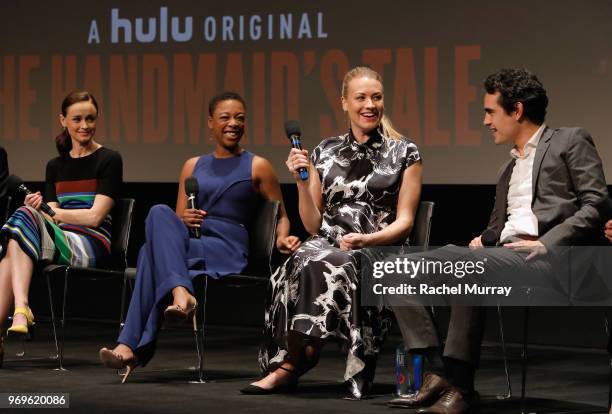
(500, 124), (546, 243)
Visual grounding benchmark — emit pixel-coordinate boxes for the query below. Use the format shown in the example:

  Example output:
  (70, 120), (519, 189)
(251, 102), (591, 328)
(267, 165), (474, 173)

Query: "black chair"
(349, 201), (435, 398)
(498, 246), (612, 413)
(403, 202), (513, 402)
(409, 201), (434, 249)
(44, 198), (135, 370)
(1, 194), (12, 224)
(605, 314), (612, 411)
(191, 198), (280, 382)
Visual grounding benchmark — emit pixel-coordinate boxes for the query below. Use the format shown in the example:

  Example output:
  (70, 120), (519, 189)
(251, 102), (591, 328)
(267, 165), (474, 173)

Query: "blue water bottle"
(413, 354), (423, 391)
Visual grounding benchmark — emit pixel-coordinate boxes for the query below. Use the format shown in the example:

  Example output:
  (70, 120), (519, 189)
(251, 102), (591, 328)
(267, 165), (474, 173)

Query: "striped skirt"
(1, 206), (108, 267)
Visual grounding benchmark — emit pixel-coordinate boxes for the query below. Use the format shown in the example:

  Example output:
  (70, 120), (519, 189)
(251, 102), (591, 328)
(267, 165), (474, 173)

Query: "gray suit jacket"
(485, 127), (609, 247)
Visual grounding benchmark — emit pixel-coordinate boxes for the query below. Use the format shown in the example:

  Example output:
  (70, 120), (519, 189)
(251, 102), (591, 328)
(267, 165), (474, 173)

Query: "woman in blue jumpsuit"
(99, 92), (300, 381)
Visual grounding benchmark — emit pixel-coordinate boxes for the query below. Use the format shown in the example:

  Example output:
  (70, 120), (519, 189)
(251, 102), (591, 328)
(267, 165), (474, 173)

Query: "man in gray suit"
(387, 68), (609, 413)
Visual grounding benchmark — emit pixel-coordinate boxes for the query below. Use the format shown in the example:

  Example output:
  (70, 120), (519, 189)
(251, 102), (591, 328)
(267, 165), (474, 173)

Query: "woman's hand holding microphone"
(24, 192), (43, 210)
(286, 148), (310, 183)
(181, 208), (207, 230)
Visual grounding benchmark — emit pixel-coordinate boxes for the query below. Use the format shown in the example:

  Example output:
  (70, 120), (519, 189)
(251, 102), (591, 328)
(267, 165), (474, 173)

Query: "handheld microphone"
(8, 175), (55, 217)
(184, 176), (201, 239)
(284, 120), (308, 181)
(481, 228), (498, 247)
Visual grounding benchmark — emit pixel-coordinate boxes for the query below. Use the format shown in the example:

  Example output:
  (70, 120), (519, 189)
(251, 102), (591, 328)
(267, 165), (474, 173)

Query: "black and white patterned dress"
(259, 128), (421, 383)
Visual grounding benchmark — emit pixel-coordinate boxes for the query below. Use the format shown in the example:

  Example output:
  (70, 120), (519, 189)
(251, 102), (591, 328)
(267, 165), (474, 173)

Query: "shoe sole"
(99, 349), (127, 369)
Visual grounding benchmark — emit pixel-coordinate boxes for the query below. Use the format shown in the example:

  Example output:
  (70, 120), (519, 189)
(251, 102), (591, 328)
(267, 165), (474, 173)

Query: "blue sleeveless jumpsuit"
(118, 152), (256, 364)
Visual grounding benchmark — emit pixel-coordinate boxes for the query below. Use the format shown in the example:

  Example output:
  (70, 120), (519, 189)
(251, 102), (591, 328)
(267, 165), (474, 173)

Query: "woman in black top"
(0, 91), (122, 367)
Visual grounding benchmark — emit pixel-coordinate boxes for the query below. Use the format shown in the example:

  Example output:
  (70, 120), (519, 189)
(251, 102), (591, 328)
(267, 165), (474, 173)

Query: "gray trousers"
(389, 244), (555, 365)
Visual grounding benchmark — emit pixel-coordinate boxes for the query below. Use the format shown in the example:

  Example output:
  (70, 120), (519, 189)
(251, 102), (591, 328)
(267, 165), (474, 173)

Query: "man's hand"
(340, 233), (371, 251)
(277, 235), (301, 254)
(469, 235), (483, 249)
(503, 240), (547, 260)
(605, 219), (612, 243)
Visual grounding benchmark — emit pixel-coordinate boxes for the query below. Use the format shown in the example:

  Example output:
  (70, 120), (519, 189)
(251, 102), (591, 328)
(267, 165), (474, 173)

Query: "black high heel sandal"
(240, 366), (299, 395)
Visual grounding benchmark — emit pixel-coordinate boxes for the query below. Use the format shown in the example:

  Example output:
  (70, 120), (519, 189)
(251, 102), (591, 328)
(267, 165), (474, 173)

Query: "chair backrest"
(110, 198), (136, 269)
(244, 199), (280, 277)
(1, 195), (12, 224)
(408, 201), (435, 249)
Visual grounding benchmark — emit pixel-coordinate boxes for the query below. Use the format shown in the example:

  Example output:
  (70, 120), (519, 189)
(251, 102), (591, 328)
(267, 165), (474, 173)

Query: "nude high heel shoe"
(163, 296), (198, 327)
(99, 347), (139, 383)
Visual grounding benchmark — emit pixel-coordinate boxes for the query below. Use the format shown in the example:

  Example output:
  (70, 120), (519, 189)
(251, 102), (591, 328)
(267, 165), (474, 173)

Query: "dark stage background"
(2, 0), (612, 184)
(20, 181), (612, 351)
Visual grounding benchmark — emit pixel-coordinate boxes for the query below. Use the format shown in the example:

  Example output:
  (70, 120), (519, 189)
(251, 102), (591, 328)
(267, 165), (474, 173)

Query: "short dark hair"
(484, 68), (548, 125)
(208, 91), (246, 116)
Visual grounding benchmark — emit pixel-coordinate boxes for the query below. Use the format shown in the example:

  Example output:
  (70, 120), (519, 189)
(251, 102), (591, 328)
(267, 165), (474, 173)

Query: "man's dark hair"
(208, 91), (246, 116)
(484, 68), (548, 125)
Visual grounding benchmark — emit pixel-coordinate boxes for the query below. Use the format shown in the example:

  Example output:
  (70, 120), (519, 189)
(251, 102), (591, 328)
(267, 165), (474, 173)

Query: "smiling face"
(341, 76), (384, 137)
(483, 92), (520, 145)
(208, 99), (246, 151)
(60, 100), (98, 147)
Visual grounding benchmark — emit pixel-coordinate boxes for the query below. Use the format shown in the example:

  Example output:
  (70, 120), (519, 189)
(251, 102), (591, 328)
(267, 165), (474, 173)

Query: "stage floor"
(0, 321), (608, 413)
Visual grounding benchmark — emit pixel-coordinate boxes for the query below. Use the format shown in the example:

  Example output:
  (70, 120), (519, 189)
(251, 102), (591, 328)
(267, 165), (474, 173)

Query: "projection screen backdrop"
(1, 0), (611, 183)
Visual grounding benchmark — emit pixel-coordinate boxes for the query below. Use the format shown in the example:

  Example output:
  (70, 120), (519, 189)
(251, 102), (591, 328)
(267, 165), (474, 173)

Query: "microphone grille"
(284, 120), (301, 138)
(481, 228), (498, 247)
(7, 175), (24, 194)
(184, 176), (199, 195)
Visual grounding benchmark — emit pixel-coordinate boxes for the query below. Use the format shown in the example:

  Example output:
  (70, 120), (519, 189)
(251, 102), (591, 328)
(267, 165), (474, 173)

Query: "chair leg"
(192, 276), (208, 383)
(118, 272), (129, 335)
(9, 315), (27, 358)
(605, 314), (612, 410)
(496, 304), (512, 400)
(16, 338), (26, 358)
(521, 306), (529, 414)
(55, 266), (69, 371)
(608, 353), (612, 412)
(45, 273), (60, 361)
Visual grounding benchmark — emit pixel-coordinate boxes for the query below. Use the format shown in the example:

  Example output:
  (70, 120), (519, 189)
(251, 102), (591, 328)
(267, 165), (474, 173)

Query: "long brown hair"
(55, 91), (99, 155)
(341, 66), (402, 140)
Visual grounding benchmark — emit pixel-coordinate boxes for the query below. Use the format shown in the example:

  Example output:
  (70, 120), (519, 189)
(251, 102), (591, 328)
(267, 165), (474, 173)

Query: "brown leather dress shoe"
(387, 373), (451, 409)
(415, 387), (479, 414)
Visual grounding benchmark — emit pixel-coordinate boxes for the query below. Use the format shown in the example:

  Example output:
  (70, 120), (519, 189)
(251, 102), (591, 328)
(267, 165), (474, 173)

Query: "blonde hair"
(341, 66), (402, 140)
